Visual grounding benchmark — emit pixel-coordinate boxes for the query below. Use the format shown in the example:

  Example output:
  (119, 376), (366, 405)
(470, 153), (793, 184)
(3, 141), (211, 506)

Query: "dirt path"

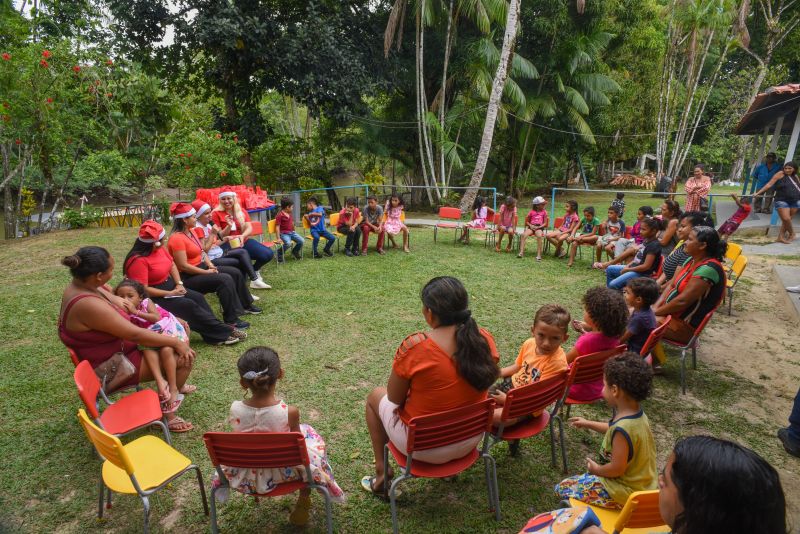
(696, 254), (800, 523)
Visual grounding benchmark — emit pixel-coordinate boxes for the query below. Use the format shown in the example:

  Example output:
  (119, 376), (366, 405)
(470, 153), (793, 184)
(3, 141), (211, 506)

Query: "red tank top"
(58, 294), (142, 379)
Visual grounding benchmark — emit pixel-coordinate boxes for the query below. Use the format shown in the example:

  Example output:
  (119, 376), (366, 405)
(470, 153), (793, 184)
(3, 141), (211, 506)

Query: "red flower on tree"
(40, 60), (49, 68)
(233, 136), (238, 142)
(215, 133), (222, 139)
(106, 59), (113, 66)
(220, 171), (228, 177)
(106, 93), (112, 98)
(1, 115), (9, 122)
(42, 50), (51, 59)
(2, 102), (8, 109)
(73, 65), (81, 73)
(15, 139), (22, 145)
(185, 165), (191, 170)
(179, 153), (185, 158)
(186, 153), (192, 158)
(46, 98), (53, 104)
(1, 53), (10, 61)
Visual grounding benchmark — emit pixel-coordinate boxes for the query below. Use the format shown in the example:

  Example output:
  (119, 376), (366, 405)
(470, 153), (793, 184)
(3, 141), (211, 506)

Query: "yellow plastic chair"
(383, 211), (411, 248)
(725, 242), (742, 266)
(724, 254), (747, 315)
(268, 218), (303, 260)
(569, 490), (668, 534)
(76, 409), (208, 533)
(301, 216), (314, 242)
(328, 212), (345, 251)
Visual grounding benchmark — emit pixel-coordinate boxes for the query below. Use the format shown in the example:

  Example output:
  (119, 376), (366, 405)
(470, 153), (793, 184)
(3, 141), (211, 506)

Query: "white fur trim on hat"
(172, 207), (196, 219)
(218, 191), (237, 199)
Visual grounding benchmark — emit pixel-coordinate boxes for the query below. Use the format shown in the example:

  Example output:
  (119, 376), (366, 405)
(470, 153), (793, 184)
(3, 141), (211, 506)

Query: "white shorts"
(378, 395), (482, 464)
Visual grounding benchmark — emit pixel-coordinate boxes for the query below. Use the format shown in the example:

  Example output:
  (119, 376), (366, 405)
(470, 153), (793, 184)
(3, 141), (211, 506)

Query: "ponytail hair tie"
(457, 309), (472, 324)
(242, 367), (269, 380)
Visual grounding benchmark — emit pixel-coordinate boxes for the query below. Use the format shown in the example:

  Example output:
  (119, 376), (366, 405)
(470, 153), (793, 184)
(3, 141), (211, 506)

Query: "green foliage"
(363, 166), (387, 186)
(72, 150), (134, 197)
(161, 129), (246, 189)
(60, 206), (103, 228)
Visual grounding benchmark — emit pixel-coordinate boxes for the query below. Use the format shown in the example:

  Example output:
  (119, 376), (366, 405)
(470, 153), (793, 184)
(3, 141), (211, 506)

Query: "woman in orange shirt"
(361, 276), (500, 497)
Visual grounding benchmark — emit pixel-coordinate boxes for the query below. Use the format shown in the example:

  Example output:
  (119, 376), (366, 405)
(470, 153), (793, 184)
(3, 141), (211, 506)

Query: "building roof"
(735, 84), (800, 135)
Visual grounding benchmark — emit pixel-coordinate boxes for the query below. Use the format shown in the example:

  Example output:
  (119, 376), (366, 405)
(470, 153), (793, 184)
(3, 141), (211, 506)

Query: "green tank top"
(599, 410), (658, 505)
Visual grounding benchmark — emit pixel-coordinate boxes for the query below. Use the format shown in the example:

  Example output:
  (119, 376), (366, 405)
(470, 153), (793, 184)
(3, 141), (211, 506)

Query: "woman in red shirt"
(212, 190), (274, 286)
(124, 220), (243, 346)
(167, 203), (259, 329)
(361, 276), (500, 497)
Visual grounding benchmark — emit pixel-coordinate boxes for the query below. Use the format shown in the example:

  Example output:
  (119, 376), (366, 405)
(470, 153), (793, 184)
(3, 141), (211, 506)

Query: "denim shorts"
(774, 200), (800, 209)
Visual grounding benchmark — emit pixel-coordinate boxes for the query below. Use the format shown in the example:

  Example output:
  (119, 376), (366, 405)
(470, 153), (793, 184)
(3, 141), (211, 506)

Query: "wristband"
(176, 281), (184, 285)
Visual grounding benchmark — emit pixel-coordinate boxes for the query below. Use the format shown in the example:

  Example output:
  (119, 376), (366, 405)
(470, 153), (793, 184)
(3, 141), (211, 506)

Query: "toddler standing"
(556, 352), (657, 509)
(495, 196), (518, 252)
(216, 347), (345, 526)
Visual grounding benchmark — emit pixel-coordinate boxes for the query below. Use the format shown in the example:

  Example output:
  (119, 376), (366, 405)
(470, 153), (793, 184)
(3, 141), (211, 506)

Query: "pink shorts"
(378, 395), (482, 464)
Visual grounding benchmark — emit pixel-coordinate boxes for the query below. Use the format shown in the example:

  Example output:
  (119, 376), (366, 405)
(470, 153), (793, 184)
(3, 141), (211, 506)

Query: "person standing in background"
(750, 152), (782, 213)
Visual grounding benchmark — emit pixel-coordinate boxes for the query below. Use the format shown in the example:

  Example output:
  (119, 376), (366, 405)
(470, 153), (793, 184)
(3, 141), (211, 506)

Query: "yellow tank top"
(599, 410), (658, 505)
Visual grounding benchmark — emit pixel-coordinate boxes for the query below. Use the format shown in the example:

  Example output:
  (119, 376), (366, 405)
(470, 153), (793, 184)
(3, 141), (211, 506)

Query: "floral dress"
(217, 400), (345, 502)
(384, 204), (406, 235)
(132, 298), (188, 342)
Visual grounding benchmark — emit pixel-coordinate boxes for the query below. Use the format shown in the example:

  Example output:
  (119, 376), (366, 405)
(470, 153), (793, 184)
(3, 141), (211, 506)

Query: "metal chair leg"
(488, 455), (501, 520)
(558, 417), (568, 474)
(382, 444), (390, 495)
(548, 418), (557, 468)
(106, 487), (112, 509)
(316, 485), (334, 534)
(482, 454), (495, 512)
(681, 348), (687, 395)
(157, 417), (172, 445)
(209, 485), (220, 534)
(193, 466), (209, 515)
(141, 495), (150, 534)
(97, 479), (105, 519)
(434, 226), (438, 242)
(692, 345), (697, 370)
(389, 475), (410, 534)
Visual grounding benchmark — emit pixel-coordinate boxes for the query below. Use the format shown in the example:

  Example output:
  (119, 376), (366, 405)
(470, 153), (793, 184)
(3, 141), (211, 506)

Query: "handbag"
(93, 348), (137, 393)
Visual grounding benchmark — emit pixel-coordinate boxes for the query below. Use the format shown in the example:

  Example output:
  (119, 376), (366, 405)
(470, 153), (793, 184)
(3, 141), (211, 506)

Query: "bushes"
(61, 207), (103, 228)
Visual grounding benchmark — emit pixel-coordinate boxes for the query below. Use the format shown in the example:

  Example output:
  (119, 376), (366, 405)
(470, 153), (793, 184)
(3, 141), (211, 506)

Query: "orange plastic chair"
(204, 432), (334, 533)
(250, 220), (264, 239)
(383, 399), (500, 533)
(262, 218), (287, 264)
(651, 255), (665, 279)
(433, 206), (463, 243)
(552, 345), (627, 471)
(482, 371), (569, 469)
(76, 409), (208, 533)
(569, 490), (668, 533)
(639, 316), (671, 362)
(662, 305), (720, 395)
(74, 360), (171, 443)
(68, 348), (80, 366)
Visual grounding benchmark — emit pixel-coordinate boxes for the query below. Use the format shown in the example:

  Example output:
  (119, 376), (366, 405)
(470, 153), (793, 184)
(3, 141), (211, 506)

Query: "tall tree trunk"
(460, 0), (521, 212)
(224, 88), (255, 187)
(439, 0), (455, 194)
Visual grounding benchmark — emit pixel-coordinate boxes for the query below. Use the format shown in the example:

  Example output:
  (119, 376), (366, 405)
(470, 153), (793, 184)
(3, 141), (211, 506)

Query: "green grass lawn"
(0, 226), (784, 533)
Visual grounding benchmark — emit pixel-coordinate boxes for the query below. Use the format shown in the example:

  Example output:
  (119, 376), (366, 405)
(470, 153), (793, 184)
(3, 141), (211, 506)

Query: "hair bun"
(61, 254), (81, 269)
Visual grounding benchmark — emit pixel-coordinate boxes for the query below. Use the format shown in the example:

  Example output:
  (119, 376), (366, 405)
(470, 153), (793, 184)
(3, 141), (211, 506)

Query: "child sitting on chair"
(384, 193), (410, 252)
(546, 200), (580, 258)
(304, 196), (336, 259)
(460, 196), (488, 245)
(275, 197), (304, 262)
(568, 287), (628, 402)
(566, 206), (600, 267)
(619, 277), (659, 357)
(214, 346), (345, 525)
(337, 197), (362, 257)
(489, 304), (570, 426)
(717, 194), (752, 239)
(556, 352), (657, 509)
(360, 195), (385, 255)
(596, 206), (626, 262)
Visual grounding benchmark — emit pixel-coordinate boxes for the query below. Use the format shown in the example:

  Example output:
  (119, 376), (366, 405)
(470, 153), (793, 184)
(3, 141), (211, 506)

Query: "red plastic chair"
(639, 316), (672, 362)
(662, 306), (720, 395)
(543, 216), (566, 254)
(73, 360), (170, 443)
(651, 255), (665, 279)
(433, 206), (463, 244)
(68, 348), (80, 366)
(482, 371), (569, 470)
(383, 399), (499, 533)
(250, 220), (264, 239)
(203, 431), (334, 534)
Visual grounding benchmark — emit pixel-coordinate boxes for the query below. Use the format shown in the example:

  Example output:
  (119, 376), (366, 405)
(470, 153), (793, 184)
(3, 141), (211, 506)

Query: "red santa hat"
(138, 220), (165, 244)
(170, 202), (196, 219)
(218, 189), (237, 199)
(191, 199), (211, 217)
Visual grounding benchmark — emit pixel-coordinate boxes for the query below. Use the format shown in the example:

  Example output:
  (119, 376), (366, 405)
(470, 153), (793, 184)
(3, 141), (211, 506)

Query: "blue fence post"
(491, 188), (497, 215)
(550, 188), (557, 224)
(292, 192), (301, 224)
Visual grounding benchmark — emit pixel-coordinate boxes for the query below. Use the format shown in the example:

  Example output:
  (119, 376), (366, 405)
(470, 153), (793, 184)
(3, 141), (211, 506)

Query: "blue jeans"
(789, 385), (800, 443)
(606, 264), (644, 290)
(311, 228), (335, 254)
(243, 238), (274, 271)
(279, 232), (304, 256)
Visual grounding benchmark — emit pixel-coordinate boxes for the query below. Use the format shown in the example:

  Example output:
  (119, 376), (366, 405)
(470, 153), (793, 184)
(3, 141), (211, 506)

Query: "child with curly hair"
(556, 352), (657, 509)
(568, 287), (629, 402)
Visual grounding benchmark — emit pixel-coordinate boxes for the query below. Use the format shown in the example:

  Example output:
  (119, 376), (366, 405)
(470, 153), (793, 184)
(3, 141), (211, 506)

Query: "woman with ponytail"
(361, 276), (500, 497)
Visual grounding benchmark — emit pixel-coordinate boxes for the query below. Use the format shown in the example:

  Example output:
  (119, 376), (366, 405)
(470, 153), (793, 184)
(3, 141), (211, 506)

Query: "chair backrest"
(566, 345), (627, 389)
(624, 226), (632, 239)
(77, 409), (134, 474)
(725, 242), (742, 263)
(553, 216), (565, 230)
(730, 254), (747, 280)
(329, 212), (340, 227)
(639, 316), (671, 357)
(267, 218), (279, 237)
(501, 371), (568, 421)
(485, 207), (495, 222)
(68, 348), (80, 367)
(652, 255), (665, 279)
(437, 206), (461, 221)
(406, 398), (494, 453)
(250, 221), (263, 236)
(492, 213), (501, 225)
(203, 432), (310, 470)
(614, 490), (665, 533)
(302, 217), (311, 231)
(74, 360), (102, 419)
(401, 211), (406, 222)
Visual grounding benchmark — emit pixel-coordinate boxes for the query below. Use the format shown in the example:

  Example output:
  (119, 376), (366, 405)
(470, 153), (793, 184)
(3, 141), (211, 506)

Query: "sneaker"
(353, 249), (361, 256)
(230, 328), (248, 340)
(250, 278), (271, 290)
(230, 320), (250, 330)
(292, 251), (302, 260)
(251, 293), (260, 301)
(244, 305), (262, 315)
(216, 336), (240, 346)
(377, 249), (386, 255)
(344, 249), (353, 257)
(323, 249), (333, 257)
(786, 286), (800, 294)
(778, 428), (800, 458)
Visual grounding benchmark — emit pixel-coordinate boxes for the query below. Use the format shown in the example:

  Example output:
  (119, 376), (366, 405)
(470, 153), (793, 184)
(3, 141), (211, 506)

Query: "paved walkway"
(742, 240), (800, 256)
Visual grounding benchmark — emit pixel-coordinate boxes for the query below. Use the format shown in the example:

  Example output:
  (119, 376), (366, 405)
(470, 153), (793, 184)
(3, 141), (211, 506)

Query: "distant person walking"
(683, 164), (712, 213)
(750, 152), (782, 213)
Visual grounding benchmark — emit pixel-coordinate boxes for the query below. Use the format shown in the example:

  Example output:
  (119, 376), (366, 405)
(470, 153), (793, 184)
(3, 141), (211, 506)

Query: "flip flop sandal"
(179, 384), (197, 395)
(167, 416), (193, 433)
(161, 396), (183, 414)
(157, 383), (170, 402)
(360, 475), (402, 501)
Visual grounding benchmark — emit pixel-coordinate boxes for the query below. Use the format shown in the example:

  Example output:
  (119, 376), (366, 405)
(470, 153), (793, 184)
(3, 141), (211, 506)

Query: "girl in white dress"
(217, 346), (345, 526)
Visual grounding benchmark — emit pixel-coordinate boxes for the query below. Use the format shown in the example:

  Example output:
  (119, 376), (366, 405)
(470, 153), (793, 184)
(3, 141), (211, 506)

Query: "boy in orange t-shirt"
(490, 304), (570, 425)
